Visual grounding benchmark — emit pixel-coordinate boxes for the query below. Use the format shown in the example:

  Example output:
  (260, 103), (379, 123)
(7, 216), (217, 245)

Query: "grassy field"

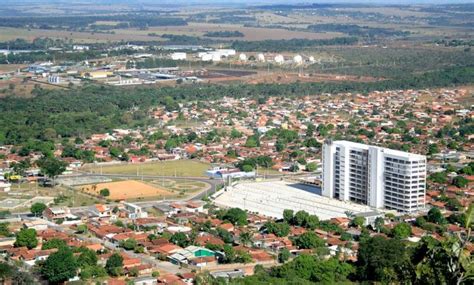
(0, 21), (343, 43)
(1, 182), (100, 213)
(82, 160), (211, 177)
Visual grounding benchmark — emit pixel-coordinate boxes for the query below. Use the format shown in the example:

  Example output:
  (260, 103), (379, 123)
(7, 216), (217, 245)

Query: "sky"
(10, 0), (474, 3)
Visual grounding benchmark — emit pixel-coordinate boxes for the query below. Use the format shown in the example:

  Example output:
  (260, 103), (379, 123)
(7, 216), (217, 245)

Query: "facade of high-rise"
(322, 140), (426, 213)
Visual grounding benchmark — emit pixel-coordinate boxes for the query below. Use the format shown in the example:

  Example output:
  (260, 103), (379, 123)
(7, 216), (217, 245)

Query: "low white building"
(171, 52), (187, 60)
(123, 202), (148, 219)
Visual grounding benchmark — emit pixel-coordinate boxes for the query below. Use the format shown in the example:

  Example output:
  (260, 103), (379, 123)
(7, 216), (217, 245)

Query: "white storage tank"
(293, 54), (303, 65)
(274, 54), (285, 64)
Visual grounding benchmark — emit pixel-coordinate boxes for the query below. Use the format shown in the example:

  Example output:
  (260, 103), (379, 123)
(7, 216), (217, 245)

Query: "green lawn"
(83, 160), (211, 177)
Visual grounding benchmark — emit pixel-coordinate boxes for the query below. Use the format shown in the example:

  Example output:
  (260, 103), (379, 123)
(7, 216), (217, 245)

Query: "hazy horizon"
(5, 0), (474, 4)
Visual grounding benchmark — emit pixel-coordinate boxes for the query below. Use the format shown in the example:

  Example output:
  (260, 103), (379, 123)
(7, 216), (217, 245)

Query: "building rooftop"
(328, 140), (426, 160)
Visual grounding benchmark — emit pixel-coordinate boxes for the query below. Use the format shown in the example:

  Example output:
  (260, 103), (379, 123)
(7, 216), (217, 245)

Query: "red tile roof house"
(330, 217), (351, 228)
(18, 248), (58, 267)
(110, 232), (149, 246)
(178, 272), (195, 284)
(123, 263), (153, 277)
(219, 223), (234, 232)
(188, 256), (218, 268)
(105, 278), (127, 285)
(158, 274), (187, 285)
(195, 234), (225, 247)
(148, 243), (182, 259)
(90, 204), (113, 218)
(121, 253), (141, 269)
(87, 223), (132, 239)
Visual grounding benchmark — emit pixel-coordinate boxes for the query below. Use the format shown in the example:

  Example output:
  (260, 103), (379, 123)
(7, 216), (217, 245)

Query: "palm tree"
(239, 232), (253, 247)
(344, 211), (355, 219)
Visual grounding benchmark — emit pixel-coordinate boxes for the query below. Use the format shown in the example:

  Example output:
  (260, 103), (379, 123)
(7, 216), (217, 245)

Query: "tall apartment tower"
(322, 140), (426, 213)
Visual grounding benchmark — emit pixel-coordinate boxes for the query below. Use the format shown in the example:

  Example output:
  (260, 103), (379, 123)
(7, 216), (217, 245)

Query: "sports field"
(80, 180), (172, 200)
(83, 160), (210, 177)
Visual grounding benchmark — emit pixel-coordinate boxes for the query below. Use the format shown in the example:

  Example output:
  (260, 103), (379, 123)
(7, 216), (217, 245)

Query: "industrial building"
(322, 140), (426, 213)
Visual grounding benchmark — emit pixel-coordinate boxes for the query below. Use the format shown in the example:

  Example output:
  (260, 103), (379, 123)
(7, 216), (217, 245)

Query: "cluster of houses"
(0, 187), (472, 284)
(0, 88), (472, 188)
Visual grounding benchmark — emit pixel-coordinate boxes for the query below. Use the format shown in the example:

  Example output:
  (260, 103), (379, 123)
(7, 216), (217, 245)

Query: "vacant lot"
(83, 160), (210, 177)
(81, 180), (172, 200)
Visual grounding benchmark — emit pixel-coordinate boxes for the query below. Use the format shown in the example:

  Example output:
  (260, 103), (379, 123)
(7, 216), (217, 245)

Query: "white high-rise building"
(322, 140), (426, 213)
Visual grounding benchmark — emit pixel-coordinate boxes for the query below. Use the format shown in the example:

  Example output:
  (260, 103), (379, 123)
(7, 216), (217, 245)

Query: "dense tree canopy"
(14, 228), (38, 249)
(41, 247), (78, 284)
(1, 64), (473, 145)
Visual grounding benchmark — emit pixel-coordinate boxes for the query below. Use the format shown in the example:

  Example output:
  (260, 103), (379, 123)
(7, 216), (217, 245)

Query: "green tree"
(427, 143), (439, 155)
(391, 222), (412, 239)
(452, 176), (469, 188)
(295, 232), (325, 249)
(105, 253), (123, 277)
(357, 236), (409, 283)
(0, 223), (11, 237)
(170, 232), (189, 248)
(306, 123), (316, 137)
(278, 248), (290, 263)
(41, 247), (78, 284)
(411, 205), (474, 285)
(283, 209), (294, 224)
(223, 208), (248, 226)
(79, 265), (107, 280)
(76, 224), (88, 234)
(305, 215), (319, 230)
(294, 210), (310, 227)
(305, 162), (318, 172)
(217, 228), (233, 244)
(41, 238), (66, 250)
(351, 216), (365, 228)
(239, 231), (253, 247)
(242, 164), (253, 172)
(230, 128), (242, 139)
(244, 135), (260, 148)
(374, 217), (385, 233)
(30, 202), (47, 217)
(427, 207), (446, 225)
(120, 238), (137, 250)
(37, 156), (67, 182)
(265, 222), (290, 237)
(14, 228), (37, 249)
(99, 188), (110, 197)
(430, 172), (448, 184)
(77, 247), (98, 268)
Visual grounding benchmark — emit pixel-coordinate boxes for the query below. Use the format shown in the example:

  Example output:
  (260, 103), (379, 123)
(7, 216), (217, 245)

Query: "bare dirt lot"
(80, 180), (173, 200)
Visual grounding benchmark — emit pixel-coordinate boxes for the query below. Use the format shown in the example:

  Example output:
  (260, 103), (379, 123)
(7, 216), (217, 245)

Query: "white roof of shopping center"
(214, 180), (376, 220)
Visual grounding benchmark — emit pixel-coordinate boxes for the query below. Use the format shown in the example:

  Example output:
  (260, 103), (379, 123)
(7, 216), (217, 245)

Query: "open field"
(145, 23), (343, 41)
(80, 180), (172, 200)
(0, 181), (100, 212)
(83, 160), (211, 177)
(0, 64), (25, 72)
(0, 22), (343, 43)
(149, 178), (209, 193)
(0, 77), (64, 98)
